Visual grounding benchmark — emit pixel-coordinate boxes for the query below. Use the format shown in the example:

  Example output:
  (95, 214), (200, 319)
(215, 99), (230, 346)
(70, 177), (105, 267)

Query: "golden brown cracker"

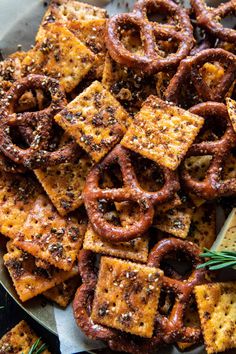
(83, 224), (149, 263)
(153, 206), (193, 239)
(22, 23), (95, 92)
(0, 171), (41, 239)
(195, 282), (236, 354)
(43, 275), (81, 307)
(187, 204), (216, 250)
(121, 96), (204, 170)
(0, 51), (25, 82)
(35, 151), (92, 216)
(91, 257), (163, 338)
(0, 320), (50, 354)
(68, 19), (107, 80)
(4, 241), (79, 302)
(55, 81), (130, 162)
(13, 199), (86, 271)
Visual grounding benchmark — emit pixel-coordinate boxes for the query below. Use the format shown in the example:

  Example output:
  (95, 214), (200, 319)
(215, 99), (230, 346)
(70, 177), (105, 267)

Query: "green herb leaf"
(28, 338), (47, 354)
(197, 249), (236, 270)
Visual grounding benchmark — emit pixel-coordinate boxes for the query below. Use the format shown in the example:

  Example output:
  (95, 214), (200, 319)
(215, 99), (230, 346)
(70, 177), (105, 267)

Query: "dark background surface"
(0, 284), (61, 353)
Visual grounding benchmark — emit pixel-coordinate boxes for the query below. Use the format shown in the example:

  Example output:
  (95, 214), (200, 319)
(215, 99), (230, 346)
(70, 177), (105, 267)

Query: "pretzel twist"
(106, 0), (194, 74)
(165, 49), (236, 106)
(0, 74), (78, 169)
(191, 0), (236, 43)
(83, 144), (179, 242)
(181, 102), (236, 199)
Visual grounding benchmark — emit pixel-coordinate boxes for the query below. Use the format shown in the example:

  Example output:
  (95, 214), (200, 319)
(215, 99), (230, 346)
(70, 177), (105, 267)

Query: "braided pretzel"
(73, 250), (118, 341)
(181, 102), (236, 199)
(165, 49), (236, 106)
(106, 0), (194, 74)
(191, 0), (236, 43)
(0, 74), (78, 169)
(83, 144), (179, 242)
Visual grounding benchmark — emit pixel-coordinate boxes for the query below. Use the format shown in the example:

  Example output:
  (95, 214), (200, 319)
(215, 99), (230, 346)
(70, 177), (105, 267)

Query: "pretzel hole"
(98, 163), (123, 189)
(15, 88), (51, 113)
(119, 25), (144, 56)
(132, 153), (165, 192)
(199, 62), (226, 90)
(185, 155), (212, 181)
(160, 250), (194, 279)
(155, 38), (179, 57)
(196, 112), (227, 142)
(158, 288), (175, 316)
(219, 12), (236, 29)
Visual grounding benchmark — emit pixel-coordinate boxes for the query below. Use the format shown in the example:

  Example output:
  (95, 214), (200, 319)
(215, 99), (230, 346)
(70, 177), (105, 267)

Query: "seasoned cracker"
(223, 151), (236, 179)
(212, 208), (236, 252)
(102, 54), (157, 115)
(184, 155), (212, 206)
(0, 51), (25, 82)
(43, 275), (81, 307)
(83, 224), (149, 263)
(0, 170), (85, 270)
(0, 172), (40, 239)
(13, 197), (87, 271)
(55, 81), (130, 162)
(153, 205), (193, 239)
(121, 96), (204, 170)
(91, 257), (163, 338)
(4, 241), (79, 302)
(22, 23), (95, 92)
(35, 151), (92, 216)
(68, 19), (107, 80)
(0, 320), (50, 354)
(195, 282), (236, 354)
(187, 204), (216, 250)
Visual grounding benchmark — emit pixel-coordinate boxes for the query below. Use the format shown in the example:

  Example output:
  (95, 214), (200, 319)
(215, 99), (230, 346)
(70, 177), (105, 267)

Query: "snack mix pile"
(0, 0), (235, 353)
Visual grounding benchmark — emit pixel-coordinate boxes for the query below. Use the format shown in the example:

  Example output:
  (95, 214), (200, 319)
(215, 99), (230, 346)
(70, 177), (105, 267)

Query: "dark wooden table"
(0, 284), (61, 353)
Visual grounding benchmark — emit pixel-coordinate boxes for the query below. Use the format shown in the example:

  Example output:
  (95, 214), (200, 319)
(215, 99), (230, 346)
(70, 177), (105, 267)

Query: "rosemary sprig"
(197, 248), (236, 270)
(28, 338), (47, 354)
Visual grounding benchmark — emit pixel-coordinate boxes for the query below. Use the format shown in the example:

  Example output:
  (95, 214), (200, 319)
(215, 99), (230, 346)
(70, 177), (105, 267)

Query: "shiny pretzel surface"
(181, 102), (236, 199)
(83, 144), (179, 242)
(106, 0), (194, 74)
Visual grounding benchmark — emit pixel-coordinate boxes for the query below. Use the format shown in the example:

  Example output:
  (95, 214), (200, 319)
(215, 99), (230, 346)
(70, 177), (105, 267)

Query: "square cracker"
(4, 241), (78, 302)
(195, 282), (236, 354)
(121, 96), (204, 170)
(35, 151), (92, 216)
(83, 224), (149, 263)
(43, 275), (81, 307)
(38, 0), (107, 36)
(91, 257), (163, 338)
(55, 81), (130, 162)
(0, 171), (42, 239)
(67, 19), (107, 80)
(13, 197), (87, 271)
(22, 23), (95, 93)
(0, 320), (50, 354)
(153, 205), (193, 239)
(187, 204), (216, 250)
